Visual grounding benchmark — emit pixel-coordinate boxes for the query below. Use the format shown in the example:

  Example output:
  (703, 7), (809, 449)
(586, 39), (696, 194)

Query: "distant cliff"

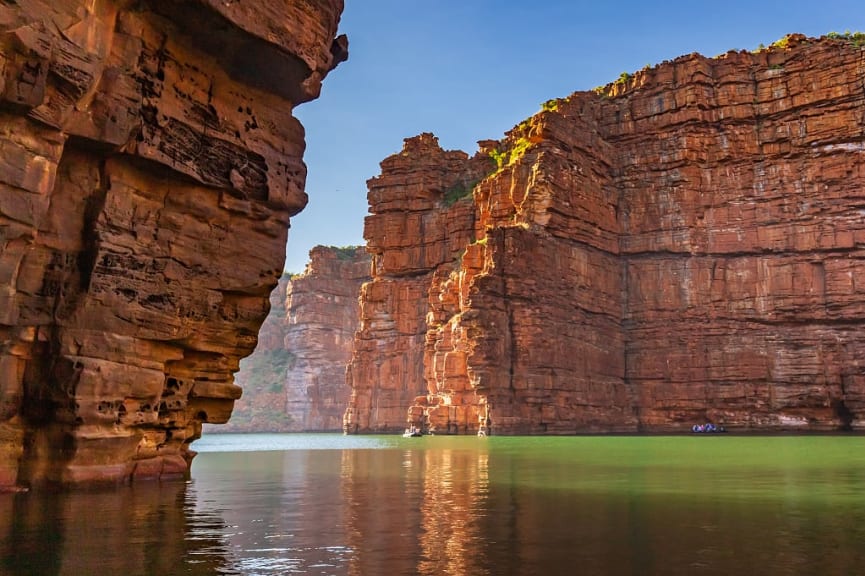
(0, 0), (346, 489)
(214, 246), (369, 433)
(285, 246), (370, 431)
(345, 35), (865, 434)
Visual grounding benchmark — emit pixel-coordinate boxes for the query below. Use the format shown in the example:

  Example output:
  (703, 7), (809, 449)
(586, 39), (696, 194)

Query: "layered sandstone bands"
(285, 246), (370, 431)
(343, 135), (493, 433)
(347, 35), (865, 434)
(215, 246), (368, 432)
(0, 0), (345, 489)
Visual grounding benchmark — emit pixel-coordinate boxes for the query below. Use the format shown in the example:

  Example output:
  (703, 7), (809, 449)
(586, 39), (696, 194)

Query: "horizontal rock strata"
(343, 134), (493, 433)
(0, 0), (345, 489)
(346, 35), (865, 434)
(285, 246), (370, 431)
(212, 246), (369, 432)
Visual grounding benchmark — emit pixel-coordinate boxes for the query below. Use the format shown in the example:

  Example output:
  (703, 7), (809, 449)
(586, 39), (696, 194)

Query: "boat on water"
(692, 423), (726, 433)
(402, 426), (422, 438)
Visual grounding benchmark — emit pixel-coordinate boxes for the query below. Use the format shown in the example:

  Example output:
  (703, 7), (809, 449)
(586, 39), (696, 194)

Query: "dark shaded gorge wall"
(213, 246), (369, 433)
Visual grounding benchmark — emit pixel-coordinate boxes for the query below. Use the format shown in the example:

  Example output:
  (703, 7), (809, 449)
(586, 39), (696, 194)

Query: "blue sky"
(288, 0), (865, 273)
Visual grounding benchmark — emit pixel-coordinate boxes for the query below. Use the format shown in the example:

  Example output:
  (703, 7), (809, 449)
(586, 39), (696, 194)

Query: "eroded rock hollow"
(0, 0), (346, 489)
(345, 35), (865, 435)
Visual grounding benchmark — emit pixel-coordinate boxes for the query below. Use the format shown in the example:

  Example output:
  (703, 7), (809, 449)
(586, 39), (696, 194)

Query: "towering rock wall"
(347, 35), (865, 434)
(285, 246), (370, 431)
(343, 135), (492, 433)
(0, 0), (346, 489)
(208, 246), (368, 433)
(612, 36), (865, 430)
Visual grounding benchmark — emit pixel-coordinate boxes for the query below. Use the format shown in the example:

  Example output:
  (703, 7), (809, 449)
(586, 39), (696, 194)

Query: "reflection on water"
(417, 448), (489, 576)
(338, 444), (492, 576)
(2, 435), (865, 575)
(0, 479), (230, 575)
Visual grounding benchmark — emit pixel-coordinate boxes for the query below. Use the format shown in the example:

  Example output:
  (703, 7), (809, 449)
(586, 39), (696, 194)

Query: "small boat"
(691, 423), (726, 433)
(402, 426), (422, 438)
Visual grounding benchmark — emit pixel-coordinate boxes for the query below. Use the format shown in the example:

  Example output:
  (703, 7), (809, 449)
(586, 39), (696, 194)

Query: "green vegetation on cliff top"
(328, 245), (363, 260)
(591, 32), (864, 96)
(288, 246), (364, 279)
(467, 32), (865, 218)
(488, 134), (535, 172)
(825, 30), (865, 46)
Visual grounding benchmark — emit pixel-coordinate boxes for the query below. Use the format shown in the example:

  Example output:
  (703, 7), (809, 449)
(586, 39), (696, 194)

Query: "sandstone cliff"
(343, 135), (493, 433)
(284, 246), (370, 431)
(207, 246), (369, 433)
(346, 35), (865, 434)
(0, 0), (346, 489)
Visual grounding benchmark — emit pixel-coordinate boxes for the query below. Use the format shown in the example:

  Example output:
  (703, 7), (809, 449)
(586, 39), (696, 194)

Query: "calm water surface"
(2, 434), (865, 575)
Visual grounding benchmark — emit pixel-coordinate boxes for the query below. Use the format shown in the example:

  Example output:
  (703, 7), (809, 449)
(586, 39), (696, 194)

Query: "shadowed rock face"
(285, 246), (370, 431)
(346, 35), (865, 435)
(0, 0), (345, 489)
(213, 246), (369, 433)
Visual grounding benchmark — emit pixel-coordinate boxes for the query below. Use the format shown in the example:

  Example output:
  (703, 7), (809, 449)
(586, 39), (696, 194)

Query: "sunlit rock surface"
(346, 35), (865, 434)
(343, 134), (493, 433)
(0, 0), (346, 489)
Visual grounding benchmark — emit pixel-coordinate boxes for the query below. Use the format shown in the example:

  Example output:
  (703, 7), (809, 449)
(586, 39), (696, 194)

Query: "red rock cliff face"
(284, 246), (370, 431)
(347, 36), (865, 434)
(343, 134), (493, 433)
(210, 246), (368, 433)
(0, 0), (346, 489)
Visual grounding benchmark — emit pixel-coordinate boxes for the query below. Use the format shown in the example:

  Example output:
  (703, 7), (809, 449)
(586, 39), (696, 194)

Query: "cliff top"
(388, 33), (864, 178)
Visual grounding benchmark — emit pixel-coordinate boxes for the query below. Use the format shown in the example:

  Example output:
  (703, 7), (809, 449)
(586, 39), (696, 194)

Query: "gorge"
(0, 0), (346, 490)
(218, 245), (369, 433)
(344, 34), (865, 435)
(4, 12), (865, 491)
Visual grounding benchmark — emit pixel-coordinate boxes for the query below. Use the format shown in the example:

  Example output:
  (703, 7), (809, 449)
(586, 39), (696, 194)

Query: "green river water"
(2, 434), (864, 575)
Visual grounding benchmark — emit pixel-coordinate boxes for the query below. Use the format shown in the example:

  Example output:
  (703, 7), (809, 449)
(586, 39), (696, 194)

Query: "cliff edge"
(285, 246), (370, 431)
(214, 245), (369, 432)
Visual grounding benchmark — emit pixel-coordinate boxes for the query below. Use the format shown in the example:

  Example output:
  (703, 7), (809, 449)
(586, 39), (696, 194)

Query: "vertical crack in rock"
(76, 154), (110, 301)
